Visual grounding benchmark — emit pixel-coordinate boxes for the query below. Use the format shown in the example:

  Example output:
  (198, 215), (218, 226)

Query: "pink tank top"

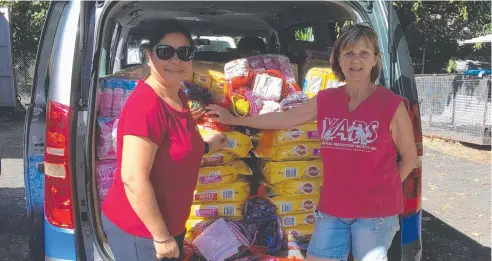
(316, 85), (405, 218)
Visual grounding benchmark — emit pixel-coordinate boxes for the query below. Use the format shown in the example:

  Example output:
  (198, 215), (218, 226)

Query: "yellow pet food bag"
(198, 160), (252, 186)
(263, 160), (323, 184)
(280, 213), (316, 228)
(209, 70), (228, 104)
(190, 202), (243, 218)
(273, 122), (320, 146)
(270, 178), (322, 197)
(193, 179), (250, 202)
(192, 61), (225, 89)
(255, 142), (320, 161)
(199, 128), (253, 158)
(201, 152), (236, 166)
(271, 196), (319, 215)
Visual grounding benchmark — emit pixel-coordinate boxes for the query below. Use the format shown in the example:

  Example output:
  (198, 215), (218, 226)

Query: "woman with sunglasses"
(101, 21), (227, 261)
(206, 24), (418, 261)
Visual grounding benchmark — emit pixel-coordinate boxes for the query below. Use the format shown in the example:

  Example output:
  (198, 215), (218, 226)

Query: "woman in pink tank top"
(207, 24), (417, 261)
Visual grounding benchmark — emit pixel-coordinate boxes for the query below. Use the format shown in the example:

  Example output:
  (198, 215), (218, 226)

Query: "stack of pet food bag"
(95, 76), (138, 207)
(181, 67), (255, 252)
(254, 122), (322, 251)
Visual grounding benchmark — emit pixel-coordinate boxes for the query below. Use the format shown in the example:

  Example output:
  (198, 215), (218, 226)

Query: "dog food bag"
(270, 196), (319, 215)
(273, 122), (319, 146)
(198, 160), (252, 186)
(193, 179), (250, 203)
(190, 202), (244, 218)
(201, 152), (236, 167)
(269, 178), (322, 197)
(255, 142), (321, 161)
(280, 213), (316, 228)
(263, 160), (323, 185)
(199, 128), (253, 158)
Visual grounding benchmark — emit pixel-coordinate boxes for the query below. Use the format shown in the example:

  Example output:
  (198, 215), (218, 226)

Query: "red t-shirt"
(316, 85), (405, 218)
(102, 81), (204, 238)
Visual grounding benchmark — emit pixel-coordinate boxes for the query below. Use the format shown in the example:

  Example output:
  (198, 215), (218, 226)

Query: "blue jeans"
(307, 211), (400, 261)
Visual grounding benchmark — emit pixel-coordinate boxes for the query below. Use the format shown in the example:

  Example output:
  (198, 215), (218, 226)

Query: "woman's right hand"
(154, 237), (179, 259)
(205, 104), (236, 125)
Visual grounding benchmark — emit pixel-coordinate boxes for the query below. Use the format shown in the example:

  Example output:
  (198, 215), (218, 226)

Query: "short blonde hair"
(330, 24), (381, 83)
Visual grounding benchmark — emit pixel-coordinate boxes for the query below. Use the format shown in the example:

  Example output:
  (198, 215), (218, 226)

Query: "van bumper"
(44, 218), (76, 261)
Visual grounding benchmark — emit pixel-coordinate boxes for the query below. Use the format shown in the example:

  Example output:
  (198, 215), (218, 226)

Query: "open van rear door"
(0, 7), (16, 109)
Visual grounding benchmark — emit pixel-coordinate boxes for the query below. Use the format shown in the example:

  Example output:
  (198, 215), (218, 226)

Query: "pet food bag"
(263, 160), (323, 185)
(201, 152), (236, 167)
(194, 179), (251, 203)
(254, 142), (321, 161)
(190, 202), (244, 218)
(269, 179), (322, 198)
(199, 128), (253, 158)
(270, 196), (319, 216)
(280, 213), (316, 228)
(97, 117), (119, 160)
(198, 160), (252, 186)
(272, 122), (319, 146)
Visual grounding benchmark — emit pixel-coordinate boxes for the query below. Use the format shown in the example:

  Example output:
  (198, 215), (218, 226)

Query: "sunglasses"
(153, 44), (194, 61)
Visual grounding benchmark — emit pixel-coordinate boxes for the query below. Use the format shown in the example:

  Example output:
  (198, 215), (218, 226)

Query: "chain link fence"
(13, 52), (37, 108)
(416, 74), (491, 145)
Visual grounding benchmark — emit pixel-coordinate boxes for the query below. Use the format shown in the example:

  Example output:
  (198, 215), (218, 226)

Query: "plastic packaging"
(254, 142), (321, 161)
(263, 160), (323, 185)
(97, 117), (119, 160)
(193, 179), (250, 203)
(190, 202), (244, 218)
(269, 179), (322, 197)
(270, 197), (318, 215)
(198, 160), (252, 186)
(201, 152), (236, 167)
(95, 160), (117, 201)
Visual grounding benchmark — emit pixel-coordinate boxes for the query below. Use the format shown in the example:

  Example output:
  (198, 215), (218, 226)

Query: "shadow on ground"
(0, 187), (30, 261)
(422, 210), (491, 261)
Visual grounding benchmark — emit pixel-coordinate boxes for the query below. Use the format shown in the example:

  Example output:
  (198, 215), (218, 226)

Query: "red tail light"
(402, 101), (423, 216)
(44, 101), (74, 229)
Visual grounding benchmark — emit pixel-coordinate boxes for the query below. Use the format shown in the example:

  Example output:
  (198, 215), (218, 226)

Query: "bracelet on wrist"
(153, 235), (173, 244)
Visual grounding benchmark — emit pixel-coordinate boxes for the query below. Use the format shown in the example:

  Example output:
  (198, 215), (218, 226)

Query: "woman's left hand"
(204, 132), (228, 153)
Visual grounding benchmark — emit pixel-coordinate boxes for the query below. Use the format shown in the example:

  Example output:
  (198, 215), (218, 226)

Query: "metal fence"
(416, 74), (491, 145)
(13, 52), (36, 108)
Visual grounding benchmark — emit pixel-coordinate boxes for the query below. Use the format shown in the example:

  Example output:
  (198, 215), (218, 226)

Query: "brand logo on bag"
(194, 192), (218, 201)
(199, 75), (208, 82)
(305, 214), (316, 224)
(308, 166), (320, 177)
(303, 200), (315, 210)
(204, 155), (224, 165)
(301, 183), (314, 193)
(294, 145), (307, 156)
(289, 128), (302, 139)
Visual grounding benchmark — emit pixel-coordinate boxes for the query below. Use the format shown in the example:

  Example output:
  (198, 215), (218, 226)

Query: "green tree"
(0, 0), (49, 55)
(394, 1), (491, 74)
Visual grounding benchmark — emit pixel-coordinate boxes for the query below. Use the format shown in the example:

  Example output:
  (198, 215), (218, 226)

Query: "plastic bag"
(201, 152), (236, 167)
(193, 179), (250, 202)
(98, 80), (113, 117)
(263, 160), (323, 185)
(270, 196), (318, 215)
(95, 160), (117, 201)
(279, 92), (309, 112)
(97, 117), (119, 160)
(225, 58), (251, 80)
(269, 179), (322, 198)
(198, 160), (252, 186)
(254, 142), (320, 161)
(190, 202), (244, 218)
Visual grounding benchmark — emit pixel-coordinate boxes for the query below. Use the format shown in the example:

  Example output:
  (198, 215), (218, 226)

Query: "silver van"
(23, 1), (423, 261)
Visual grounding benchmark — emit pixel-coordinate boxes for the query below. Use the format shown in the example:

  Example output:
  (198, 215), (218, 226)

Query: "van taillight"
(44, 101), (74, 229)
(402, 101), (423, 216)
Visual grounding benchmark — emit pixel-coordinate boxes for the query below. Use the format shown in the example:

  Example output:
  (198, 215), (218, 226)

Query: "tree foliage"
(393, 1), (491, 74)
(0, 0), (49, 55)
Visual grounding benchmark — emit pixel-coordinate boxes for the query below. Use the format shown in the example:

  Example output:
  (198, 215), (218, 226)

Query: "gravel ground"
(0, 118), (490, 261)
